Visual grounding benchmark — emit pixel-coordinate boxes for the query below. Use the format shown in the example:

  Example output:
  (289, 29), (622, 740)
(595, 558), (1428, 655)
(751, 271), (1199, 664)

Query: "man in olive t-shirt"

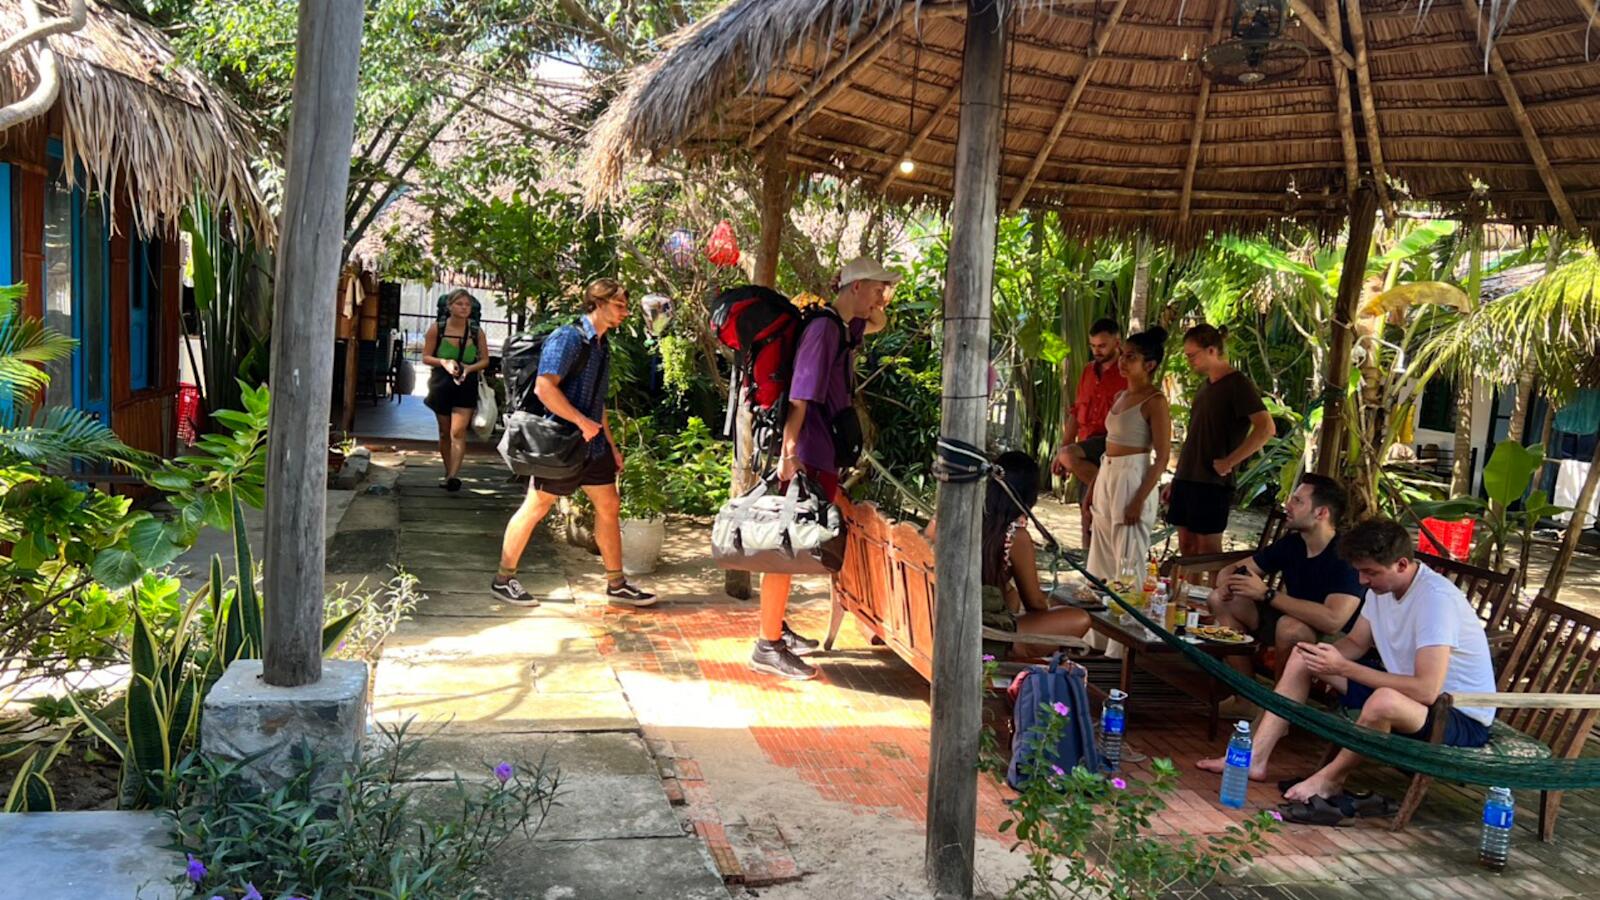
(1165, 324), (1275, 555)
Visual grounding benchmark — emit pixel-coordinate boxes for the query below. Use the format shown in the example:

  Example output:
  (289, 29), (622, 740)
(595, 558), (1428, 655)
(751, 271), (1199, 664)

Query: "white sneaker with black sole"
(490, 577), (539, 607)
(606, 580), (658, 608)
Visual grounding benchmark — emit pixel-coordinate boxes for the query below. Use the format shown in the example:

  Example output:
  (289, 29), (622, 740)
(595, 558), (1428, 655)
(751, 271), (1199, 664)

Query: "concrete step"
(0, 811), (180, 899)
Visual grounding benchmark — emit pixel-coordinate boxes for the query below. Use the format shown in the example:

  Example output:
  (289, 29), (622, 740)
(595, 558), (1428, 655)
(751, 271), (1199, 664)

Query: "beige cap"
(838, 256), (902, 289)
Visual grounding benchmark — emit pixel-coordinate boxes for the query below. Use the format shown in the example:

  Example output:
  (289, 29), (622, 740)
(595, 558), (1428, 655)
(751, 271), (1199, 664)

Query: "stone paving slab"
(375, 653), (619, 696)
(327, 528), (398, 574)
(485, 836), (727, 899)
(0, 810), (180, 899)
(372, 689), (636, 732)
(337, 493), (401, 531)
(381, 615), (598, 661)
(408, 589), (580, 619)
(409, 567), (571, 596)
(386, 731), (661, 780)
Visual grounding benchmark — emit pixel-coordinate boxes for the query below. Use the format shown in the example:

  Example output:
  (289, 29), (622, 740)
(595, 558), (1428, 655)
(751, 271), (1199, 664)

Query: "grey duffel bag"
(711, 477), (846, 574)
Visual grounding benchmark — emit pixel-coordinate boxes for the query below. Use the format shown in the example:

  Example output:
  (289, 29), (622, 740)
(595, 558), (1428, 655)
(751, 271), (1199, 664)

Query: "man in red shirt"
(1052, 318), (1127, 545)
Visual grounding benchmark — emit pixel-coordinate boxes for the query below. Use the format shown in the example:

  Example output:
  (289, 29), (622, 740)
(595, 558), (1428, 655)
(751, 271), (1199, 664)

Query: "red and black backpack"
(710, 285), (849, 470)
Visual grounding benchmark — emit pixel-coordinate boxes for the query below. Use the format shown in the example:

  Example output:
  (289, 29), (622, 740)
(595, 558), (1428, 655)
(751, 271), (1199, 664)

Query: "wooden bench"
(1340, 594), (1600, 838)
(826, 502), (1088, 681)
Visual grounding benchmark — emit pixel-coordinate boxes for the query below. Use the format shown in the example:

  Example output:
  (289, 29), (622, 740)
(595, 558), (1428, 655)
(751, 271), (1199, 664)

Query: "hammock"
(1040, 547), (1600, 791)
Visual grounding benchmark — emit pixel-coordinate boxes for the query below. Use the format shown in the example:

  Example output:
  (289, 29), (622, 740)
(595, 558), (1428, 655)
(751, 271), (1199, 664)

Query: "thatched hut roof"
(584, 0), (1600, 243)
(0, 0), (271, 238)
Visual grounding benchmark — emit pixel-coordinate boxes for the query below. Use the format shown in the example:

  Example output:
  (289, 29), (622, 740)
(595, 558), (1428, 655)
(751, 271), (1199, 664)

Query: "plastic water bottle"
(1479, 786), (1514, 871)
(1101, 689), (1127, 771)
(1220, 720), (1252, 809)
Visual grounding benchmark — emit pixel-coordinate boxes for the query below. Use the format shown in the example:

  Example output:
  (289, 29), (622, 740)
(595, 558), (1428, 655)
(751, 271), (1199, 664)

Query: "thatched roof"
(584, 0), (1600, 243)
(0, 0), (270, 238)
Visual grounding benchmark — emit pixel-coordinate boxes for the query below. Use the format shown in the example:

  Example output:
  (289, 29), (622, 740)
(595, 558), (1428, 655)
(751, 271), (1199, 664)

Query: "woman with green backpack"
(422, 289), (489, 491)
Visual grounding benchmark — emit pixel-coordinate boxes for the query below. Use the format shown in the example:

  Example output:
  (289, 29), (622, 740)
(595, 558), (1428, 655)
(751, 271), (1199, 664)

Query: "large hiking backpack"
(496, 319), (597, 479)
(436, 292), (483, 348)
(710, 285), (848, 468)
(1006, 654), (1103, 789)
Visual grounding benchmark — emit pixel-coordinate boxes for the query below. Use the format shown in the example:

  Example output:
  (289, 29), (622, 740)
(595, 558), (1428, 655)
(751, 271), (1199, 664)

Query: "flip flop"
(1277, 775), (1312, 796)
(1333, 790), (1400, 819)
(1276, 796), (1352, 827)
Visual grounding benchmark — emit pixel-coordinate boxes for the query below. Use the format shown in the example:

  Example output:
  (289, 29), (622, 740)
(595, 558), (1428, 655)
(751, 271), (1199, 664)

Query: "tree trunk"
(926, 4), (1004, 898)
(1315, 186), (1379, 476)
(725, 130), (792, 601)
(1451, 224), (1483, 497)
(262, 0), (364, 687)
(1128, 232), (1151, 333)
(1541, 437), (1600, 600)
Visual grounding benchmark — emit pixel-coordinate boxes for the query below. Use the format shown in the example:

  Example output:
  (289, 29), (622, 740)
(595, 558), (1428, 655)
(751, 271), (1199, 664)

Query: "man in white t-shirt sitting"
(1198, 518), (1497, 808)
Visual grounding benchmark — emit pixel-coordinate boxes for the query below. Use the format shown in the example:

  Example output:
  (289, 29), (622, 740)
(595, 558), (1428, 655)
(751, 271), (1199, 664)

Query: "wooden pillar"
(1314, 185), (1378, 476)
(261, 0), (364, 688)
(725, 130), (792, 600)
(926, 3), (1005, 897)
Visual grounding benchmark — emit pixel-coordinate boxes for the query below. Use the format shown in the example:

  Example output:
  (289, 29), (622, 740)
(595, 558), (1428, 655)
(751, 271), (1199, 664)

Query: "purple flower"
(1050, 765), (1066, 777)
(982, 654), (995, 662)
(208, 896), (224, 900)
(494, 762), (514, 784)
(1270, 809), (1284, 822)
(185, 854), (206, 884)
(1111, 777), (1127, 790)
(1051, 701), (1070, 717)
(242, 884), (263, 900)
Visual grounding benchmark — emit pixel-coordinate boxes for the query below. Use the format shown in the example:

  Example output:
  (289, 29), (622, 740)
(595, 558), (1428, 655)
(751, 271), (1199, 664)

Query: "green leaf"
(1411, 497), (1485, 521)
(232, 491), (262, 654)
(145, 470), (194, 493)
(128, 516), (184, 569)
(67, 692), (127, 761)
(91, 549), (145, 589)
(323, 609), (361, 655)
(1482, 441), (1543, 509)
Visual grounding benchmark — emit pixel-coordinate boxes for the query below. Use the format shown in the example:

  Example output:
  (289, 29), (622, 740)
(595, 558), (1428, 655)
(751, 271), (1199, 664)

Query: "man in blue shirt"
(492, 279), (656, 608)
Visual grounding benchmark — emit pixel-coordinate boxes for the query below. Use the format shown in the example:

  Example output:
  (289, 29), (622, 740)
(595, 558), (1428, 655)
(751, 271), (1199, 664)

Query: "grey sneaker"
(782, 621), (820, 657)
(750, 639), (817, 680)
(490, 577), (539, 607)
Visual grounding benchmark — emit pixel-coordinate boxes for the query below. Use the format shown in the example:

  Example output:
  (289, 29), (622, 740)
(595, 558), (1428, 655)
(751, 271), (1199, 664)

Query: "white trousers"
(1087, 452), (1157, 582)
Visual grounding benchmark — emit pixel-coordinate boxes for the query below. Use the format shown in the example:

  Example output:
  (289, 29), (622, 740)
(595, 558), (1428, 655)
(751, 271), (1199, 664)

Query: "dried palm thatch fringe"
(581, 0), (1600, 246)
(0, 0), (270, 240)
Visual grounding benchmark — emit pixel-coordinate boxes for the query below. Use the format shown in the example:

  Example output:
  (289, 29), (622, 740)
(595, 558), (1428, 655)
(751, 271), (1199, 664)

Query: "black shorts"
(1166, 479), (1233, 535)
(1340, 663), (1491, 748)
(1254, 604), (1362, 645)
(1075, 434), (1108, 467)
(425, 368), (478, 416)
(532, 444), (617, 497)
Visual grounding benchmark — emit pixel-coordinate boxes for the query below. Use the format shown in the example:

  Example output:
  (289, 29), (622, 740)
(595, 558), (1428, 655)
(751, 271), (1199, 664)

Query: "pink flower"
(1270, 810), (1284, 822)
(1051, 765), (1066, 777)
(982, 654), (995, 662)
(1051, 702), (1070, 716)
(1111, 777), (1127, 790)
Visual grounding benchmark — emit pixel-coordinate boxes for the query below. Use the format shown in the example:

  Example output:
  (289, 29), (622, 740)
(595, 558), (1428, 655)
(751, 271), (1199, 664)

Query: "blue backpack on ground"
(1007, 654), (1103, 789)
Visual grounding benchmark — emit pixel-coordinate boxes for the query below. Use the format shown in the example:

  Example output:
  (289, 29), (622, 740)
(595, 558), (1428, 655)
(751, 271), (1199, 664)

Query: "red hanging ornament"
(705, 219), (741, 268)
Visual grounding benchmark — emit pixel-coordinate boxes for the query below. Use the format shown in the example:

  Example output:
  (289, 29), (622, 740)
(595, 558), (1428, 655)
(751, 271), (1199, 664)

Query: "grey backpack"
(711, 477), (846, 575)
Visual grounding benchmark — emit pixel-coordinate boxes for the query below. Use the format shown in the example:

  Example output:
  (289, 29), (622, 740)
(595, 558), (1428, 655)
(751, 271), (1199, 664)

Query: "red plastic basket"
(176, 383), (202, 444)
(1418, 516), (1474, 560)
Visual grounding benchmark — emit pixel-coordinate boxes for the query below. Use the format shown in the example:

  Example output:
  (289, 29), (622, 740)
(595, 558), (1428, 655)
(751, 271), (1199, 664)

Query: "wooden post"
(725, 130), (792, 601)
(261, 0), (364, 688)
(1314, 185), (1378, 476)
(926, 3), (1005, 898)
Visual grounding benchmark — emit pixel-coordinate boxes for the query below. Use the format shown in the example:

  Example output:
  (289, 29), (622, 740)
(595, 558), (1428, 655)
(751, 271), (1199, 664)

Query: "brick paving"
(593, 593), (1600, 897)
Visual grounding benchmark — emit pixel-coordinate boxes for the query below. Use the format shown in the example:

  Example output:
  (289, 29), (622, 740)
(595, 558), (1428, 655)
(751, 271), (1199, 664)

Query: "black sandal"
(1333, 790), (1400, 819)
(1277, 775), (1313, 796)
(1276, 795), (1352, 827)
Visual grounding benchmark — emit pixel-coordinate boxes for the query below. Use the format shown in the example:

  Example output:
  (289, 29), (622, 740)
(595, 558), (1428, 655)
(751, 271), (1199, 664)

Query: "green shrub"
(166, 720), (557, 899)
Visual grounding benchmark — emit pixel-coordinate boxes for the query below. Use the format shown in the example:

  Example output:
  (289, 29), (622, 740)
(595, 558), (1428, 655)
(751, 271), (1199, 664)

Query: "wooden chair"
(1160, 506), (1289, 599)
(1375, 595), (1600, 838)
(1415, 551), (1521, 648)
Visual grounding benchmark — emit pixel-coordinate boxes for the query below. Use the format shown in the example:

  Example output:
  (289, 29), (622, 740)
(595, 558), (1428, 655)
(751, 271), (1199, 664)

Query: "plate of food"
(1192, 624), (1253, 645)
(1050, 583), (1107, 610)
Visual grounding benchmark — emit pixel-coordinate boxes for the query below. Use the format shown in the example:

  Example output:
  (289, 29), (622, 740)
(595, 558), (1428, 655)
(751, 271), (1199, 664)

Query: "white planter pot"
(620, 517), (666, 576)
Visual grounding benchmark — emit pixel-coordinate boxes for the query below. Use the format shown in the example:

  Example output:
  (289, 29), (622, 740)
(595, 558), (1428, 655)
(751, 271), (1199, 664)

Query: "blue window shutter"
(129, 234), (148, 390)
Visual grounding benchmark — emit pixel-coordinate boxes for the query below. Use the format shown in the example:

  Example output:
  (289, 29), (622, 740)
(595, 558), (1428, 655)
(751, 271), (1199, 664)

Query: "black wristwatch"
(1263, 587), (1278, 607)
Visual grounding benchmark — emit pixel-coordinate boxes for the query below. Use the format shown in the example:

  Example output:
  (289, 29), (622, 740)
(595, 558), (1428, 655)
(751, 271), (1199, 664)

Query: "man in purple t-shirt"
(752, 257), (895, 682)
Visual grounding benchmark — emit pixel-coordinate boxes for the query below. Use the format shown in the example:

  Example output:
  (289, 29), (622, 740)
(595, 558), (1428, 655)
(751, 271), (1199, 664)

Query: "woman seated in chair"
(932, 451), (1091, 659)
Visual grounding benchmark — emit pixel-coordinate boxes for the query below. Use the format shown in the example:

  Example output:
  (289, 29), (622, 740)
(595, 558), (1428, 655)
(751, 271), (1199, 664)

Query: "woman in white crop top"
(1087, 327), (1173, 582)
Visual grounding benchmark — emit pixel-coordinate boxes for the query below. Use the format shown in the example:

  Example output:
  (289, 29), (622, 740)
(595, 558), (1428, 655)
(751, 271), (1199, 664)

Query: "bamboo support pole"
(1461, 0), (1581, 234)
(1180, 5), (1231, 223)
(1343, 0), (1395, 223)
(879, 81), (962, 191)
(1288, 0), (1357, 70)
(262, 0), (364, 687)
(1007, 0), (1130, 213)
(1325, 0), (1362, 195)
(926, 2), (1005, 896)
(1314, 186), (1379, 476)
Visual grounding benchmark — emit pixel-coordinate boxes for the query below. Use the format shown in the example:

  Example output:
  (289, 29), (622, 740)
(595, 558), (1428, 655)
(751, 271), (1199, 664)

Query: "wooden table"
(1084, 605), (1258, 740)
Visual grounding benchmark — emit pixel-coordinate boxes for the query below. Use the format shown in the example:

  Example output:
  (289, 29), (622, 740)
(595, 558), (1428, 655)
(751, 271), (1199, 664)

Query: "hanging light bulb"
(898, 158), (916, 175)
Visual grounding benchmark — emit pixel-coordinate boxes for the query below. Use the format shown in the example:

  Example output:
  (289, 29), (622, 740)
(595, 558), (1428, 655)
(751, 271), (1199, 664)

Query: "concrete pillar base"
(201, 659), (368, 794)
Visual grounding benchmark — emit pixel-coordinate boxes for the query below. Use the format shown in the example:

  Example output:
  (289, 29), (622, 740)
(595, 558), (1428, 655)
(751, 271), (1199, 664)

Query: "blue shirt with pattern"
(537, 316), (611, 458)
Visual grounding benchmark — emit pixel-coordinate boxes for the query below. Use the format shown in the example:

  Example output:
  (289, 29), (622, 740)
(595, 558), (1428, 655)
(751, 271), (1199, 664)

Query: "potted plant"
(614, 416), (669, 575)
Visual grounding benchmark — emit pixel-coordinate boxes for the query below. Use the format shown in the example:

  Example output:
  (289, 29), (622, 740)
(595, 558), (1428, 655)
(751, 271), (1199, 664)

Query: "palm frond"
(0, 289), (76, 409)
(0, 406), (146, 470)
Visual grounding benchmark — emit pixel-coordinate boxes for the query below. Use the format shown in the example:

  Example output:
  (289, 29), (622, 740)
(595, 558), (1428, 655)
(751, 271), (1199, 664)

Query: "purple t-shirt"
(789, 314), (868, 473)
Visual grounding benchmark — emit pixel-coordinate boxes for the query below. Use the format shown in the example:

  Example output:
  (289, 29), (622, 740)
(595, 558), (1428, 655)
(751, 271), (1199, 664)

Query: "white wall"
(1411, 378), (1496, 494)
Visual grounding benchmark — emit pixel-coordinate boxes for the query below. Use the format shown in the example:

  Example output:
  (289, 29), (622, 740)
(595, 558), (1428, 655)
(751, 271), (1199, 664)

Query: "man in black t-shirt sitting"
(1206, 474), (1364, 682)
